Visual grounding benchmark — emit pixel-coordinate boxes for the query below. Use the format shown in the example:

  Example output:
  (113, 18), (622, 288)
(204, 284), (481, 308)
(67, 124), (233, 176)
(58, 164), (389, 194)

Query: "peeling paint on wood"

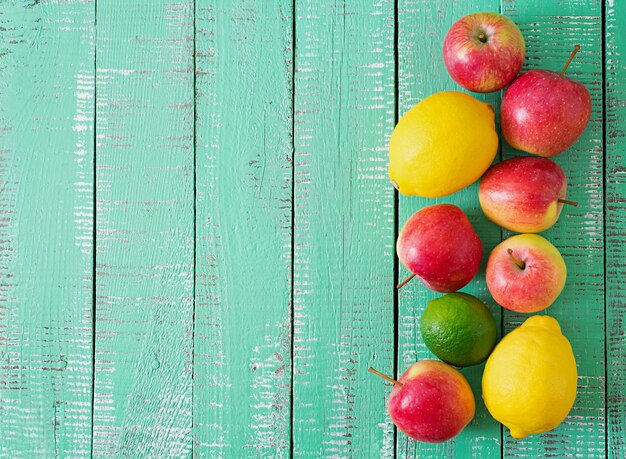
(91, 1), (195, 457)
(396, 1), (503, 458)
(292, 1), (396, 457)
(501, 0), (606, 457)
(0, 1), (95, 457)
(193, 1), (294, 457)
(0, 0), (621, 457)
(606, 0), (626, 457)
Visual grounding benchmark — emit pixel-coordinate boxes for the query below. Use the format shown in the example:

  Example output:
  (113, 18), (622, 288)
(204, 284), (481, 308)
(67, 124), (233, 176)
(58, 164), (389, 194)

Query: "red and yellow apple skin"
(479, 156), (568, 233)
(501, 70), (591, 157)
(443, 12), (525, 93)
(389, 360), (476, 443)
(397, 204), (483, 293)
(486, 234), (567, 313)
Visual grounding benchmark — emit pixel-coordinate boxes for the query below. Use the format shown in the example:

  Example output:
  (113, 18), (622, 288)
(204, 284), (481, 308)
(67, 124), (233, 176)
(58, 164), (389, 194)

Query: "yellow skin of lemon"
(482, 315), (577, 439)
(389, 91), (498, 197)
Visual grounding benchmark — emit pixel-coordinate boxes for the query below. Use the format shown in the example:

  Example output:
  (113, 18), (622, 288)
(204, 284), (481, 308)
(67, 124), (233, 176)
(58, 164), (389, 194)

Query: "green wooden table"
(0, 0), (623, 457)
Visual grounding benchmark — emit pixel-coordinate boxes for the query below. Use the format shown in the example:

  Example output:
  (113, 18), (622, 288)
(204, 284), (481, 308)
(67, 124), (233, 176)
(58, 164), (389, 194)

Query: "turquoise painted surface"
(292, 1), (396, 457)
(92, 1), (194, 457)
(500, 2), (606, 457)
(0, 1), (95, 456)
(396, 2), (502, 457)
(194, 1), (293, 456)
(606, 1), (626, 457)
(0, 0), (623, 457)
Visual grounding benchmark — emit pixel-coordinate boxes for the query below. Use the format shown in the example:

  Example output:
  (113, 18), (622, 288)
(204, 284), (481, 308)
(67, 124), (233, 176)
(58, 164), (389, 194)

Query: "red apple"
(479, 156), (577, 233)
(369, 361), (475, 443)
(443, 12), (525, 93)
(486, 234), (567, 313)
(397, 204), (482, 293)
(501, 45), (592, 157)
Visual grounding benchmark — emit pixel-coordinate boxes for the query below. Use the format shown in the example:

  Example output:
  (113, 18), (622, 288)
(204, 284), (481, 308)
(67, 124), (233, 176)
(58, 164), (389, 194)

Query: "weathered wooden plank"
(605, 0), (626, 457)
(0, 1), (95, 457)
(92, 1), (195, 456)
(500, 0), (605, 457)
(193, 1), (293, 457)
(396, 1), (503, 458)
(292, 0), (396, 456)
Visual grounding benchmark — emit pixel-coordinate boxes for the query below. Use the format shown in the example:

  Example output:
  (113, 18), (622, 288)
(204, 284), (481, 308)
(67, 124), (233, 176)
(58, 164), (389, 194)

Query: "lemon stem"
(558, 198), (578, 207)
(560, 45), (581, 77)
(396, 273), (416, 289)
(507, 248), (526, 270)
(369, 367), (403, 387)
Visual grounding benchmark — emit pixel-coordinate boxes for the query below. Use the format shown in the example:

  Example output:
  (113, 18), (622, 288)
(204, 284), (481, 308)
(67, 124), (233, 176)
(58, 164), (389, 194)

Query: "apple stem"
(507, 248), (526, 270)
(368, 367), (403, 387)
(559, 44), (581, 77)
(558, 198), (579, 207)
(477, 32), (487, 43)
(396, 273), (416, 289)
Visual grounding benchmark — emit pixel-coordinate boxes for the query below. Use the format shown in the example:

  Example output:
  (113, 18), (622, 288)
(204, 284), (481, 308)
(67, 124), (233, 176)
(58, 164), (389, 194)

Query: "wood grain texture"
(0, 1), (617, 457)
(501, 0), (605, 457)
(0, 1), (95, 457)
(292, 1), (396, 457)
(92, 1), (194, 457)
(193, 1), (293, 457)
(605, 0), (626, 457)
(396, 1), (503, 457)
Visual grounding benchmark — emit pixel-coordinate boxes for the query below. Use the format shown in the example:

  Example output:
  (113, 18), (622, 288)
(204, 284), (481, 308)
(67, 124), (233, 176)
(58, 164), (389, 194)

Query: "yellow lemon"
(389, 91), (498, 197)
(482, 315), (577, 439)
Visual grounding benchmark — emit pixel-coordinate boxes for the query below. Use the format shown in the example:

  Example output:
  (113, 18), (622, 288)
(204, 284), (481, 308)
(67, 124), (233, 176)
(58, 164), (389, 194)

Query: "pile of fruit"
(369, 12), (590, 443)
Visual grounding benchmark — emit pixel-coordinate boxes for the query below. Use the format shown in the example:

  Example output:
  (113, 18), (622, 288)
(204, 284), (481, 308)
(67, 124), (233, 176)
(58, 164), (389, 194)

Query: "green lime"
(420, 292), (497, 367)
